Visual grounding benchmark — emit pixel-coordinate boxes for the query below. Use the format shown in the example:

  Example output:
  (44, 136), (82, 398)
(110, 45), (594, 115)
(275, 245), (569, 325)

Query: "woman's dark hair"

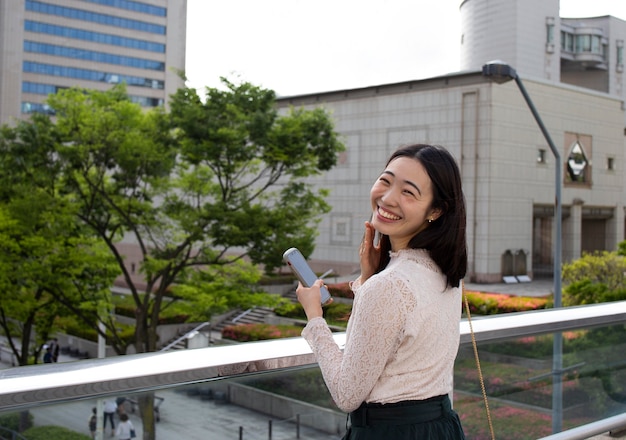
(375, 144), (467, 288)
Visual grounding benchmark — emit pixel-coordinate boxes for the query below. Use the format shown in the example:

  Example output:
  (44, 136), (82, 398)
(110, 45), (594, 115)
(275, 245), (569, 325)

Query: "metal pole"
(95, 318), (106, 440)
(512, 75), (563, 433)
(296, 414), (300, 439)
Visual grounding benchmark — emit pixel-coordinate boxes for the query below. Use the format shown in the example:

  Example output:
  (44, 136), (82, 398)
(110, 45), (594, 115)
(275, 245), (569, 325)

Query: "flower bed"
(221, 323), (303, 342)
(464, 291), (551, 315)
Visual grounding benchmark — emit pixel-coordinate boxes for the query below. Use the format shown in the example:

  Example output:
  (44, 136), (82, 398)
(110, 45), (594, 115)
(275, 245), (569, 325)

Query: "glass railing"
(1, 301), (625, 440)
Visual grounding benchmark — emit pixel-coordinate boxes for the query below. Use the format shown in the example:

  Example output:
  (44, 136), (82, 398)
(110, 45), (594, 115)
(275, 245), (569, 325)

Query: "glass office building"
(0, 0), (187, 125)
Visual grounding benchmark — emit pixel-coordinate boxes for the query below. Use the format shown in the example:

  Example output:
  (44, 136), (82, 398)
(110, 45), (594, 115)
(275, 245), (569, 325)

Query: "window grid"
(80, 0), (166, 17)
(25, 21), (165, 53)
(23, 61), (164, 89)
(24, 41), (165, 71)
(26, 0), (166, 35)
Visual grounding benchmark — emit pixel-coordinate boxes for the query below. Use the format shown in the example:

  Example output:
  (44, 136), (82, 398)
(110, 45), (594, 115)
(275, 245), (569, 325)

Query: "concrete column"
(607, 206), (625, 249)
(570, 198), (584, 260)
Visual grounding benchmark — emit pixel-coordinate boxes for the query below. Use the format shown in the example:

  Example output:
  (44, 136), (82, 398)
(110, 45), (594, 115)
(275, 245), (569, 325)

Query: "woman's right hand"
(359, 221), (381, 283)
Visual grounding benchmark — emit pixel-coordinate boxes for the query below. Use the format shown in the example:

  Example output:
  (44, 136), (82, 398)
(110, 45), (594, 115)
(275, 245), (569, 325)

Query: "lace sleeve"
(301, 275), (412, 412)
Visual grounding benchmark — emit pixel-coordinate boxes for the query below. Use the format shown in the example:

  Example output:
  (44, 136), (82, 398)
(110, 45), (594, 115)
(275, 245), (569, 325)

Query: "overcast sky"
(184, 0), (626, 97)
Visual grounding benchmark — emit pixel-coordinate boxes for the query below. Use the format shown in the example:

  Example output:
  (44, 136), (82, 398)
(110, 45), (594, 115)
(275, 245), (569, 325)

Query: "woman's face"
(370, 156), (440, 250)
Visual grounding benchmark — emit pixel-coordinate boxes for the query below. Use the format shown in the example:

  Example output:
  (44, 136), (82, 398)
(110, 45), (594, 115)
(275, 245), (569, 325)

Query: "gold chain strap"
(463, 281), (496, 440)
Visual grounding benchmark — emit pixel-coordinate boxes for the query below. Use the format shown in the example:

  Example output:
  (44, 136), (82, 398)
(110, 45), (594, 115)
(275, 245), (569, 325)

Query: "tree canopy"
(1, 79), (344, 439)
(0, 78), (344, 356)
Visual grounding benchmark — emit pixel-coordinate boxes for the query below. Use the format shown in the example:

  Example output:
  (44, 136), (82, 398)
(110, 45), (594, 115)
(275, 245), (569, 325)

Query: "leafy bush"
(221, 323), (303, 342)
(22, 425), (91, 440)
(54, 315), (134, 346)
(0, 411), (33, 432)
(328, 282), (354, 299)
(113, 294), (191, 324)
(274, 300), (351, 327)
(562, 250), (626, 305)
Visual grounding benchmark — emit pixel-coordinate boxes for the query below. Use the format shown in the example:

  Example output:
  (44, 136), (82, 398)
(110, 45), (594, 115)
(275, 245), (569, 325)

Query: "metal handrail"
(231, 308), (253, 323)
(538, 412), (626, 440)
(1, 300), (625, 439)
(159, 321), (211, 352)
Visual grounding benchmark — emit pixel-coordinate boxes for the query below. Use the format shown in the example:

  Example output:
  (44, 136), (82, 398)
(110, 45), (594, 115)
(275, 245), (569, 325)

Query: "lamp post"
(482, 61), (563, 433)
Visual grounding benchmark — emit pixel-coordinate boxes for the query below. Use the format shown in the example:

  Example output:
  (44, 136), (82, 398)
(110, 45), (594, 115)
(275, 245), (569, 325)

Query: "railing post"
(239, 426), (243, 440)
(296, 413), (301, 439)
(268, 419), (272, 440)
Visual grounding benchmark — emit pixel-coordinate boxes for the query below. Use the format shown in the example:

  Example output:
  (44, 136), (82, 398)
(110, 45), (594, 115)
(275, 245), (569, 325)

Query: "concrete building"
(278, 0), (626, 283)
(0, 0), (187, 126)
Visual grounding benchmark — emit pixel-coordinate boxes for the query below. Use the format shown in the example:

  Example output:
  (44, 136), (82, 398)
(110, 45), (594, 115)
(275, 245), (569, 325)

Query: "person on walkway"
(115, 413), (135, 440)
(297, 144), (467, 439)
(49, 337), (60, 362)
(103, 399), (117, 436)
(88, 407), (97, 439)
(42, 346), (53, 363)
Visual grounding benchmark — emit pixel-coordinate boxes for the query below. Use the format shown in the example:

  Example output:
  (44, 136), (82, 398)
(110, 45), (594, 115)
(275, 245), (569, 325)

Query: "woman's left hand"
(296, 279), (326, 321)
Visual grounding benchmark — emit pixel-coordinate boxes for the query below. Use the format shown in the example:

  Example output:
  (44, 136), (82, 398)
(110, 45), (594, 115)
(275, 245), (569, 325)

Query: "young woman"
(297, 144), (467, 439)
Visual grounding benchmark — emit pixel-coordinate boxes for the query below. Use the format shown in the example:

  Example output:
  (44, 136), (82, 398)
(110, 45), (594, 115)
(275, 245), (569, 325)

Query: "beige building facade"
(274, 0), (626, 283)
(0, 0), (186, 126)
(278, 71), (625, 283)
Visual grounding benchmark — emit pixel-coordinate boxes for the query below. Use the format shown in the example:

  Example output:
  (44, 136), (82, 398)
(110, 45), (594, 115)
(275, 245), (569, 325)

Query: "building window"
(566, 141), (590, 183)
(546, 18), (555, 44)
(546, 17), (555, 53)
(607, 157), (615, 170)
(26, 0), (166, 35)
(330, 215), (352, 245)
(23, 61), (164, 89)
(537, 149), (546, 164)
(25, 20), (166, 53)
(561, 31), (575, 53)
(80, 0), (167, 17)
(617, 41), (624, 72)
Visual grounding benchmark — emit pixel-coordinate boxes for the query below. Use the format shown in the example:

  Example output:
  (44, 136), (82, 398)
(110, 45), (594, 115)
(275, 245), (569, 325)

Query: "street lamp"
(482, 61), (563, 433)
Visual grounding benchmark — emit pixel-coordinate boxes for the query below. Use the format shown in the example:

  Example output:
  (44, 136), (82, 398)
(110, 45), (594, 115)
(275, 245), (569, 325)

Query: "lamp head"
(482, 61), (517, 84)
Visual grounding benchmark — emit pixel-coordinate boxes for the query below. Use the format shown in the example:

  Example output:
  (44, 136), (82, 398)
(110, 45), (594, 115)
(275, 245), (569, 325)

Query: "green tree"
(0, 115), (122, 364)
(42, 80), (343, 439)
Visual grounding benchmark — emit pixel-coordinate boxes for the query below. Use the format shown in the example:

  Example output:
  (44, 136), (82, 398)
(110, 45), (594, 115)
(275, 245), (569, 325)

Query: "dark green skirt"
(342, 395), (465, 440)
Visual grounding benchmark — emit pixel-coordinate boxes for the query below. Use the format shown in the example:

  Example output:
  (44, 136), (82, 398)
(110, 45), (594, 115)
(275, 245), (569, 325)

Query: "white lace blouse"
(301, 248), (462, 413)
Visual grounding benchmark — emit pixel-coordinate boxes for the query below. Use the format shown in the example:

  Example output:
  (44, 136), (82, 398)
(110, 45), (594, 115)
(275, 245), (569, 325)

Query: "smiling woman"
(296, 144), (468, 439)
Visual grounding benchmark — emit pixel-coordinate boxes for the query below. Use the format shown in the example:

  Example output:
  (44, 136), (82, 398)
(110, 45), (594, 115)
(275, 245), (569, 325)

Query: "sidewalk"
(28, 387), (339, 440)
(0, 343), (338, 439)
(465, 278), (555, 297)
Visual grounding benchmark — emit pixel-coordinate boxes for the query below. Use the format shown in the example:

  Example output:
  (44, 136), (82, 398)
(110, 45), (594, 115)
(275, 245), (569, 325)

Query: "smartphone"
(283, 247), (332, 305)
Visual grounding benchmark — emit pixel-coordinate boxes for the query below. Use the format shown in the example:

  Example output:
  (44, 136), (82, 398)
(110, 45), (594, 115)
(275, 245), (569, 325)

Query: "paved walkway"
(465, 278), (555, 297)
(28, 386), (339, 440)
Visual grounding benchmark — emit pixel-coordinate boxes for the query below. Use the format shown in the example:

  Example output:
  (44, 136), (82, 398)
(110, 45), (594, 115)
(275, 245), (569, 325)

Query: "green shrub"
(323, 302), (352, 326)
(23, 425), (91, 440)
(328, 282), (353, 299)
(562, 250), (626, 305)
(0, 411), (33, 432)
(274, 300), (351, 327)
(221, 323), (303, 342)
(54, 315), (134, 346)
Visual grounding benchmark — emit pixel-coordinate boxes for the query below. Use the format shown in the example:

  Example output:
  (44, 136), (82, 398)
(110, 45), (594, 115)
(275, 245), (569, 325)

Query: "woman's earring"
(428, 218), (433, 223)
